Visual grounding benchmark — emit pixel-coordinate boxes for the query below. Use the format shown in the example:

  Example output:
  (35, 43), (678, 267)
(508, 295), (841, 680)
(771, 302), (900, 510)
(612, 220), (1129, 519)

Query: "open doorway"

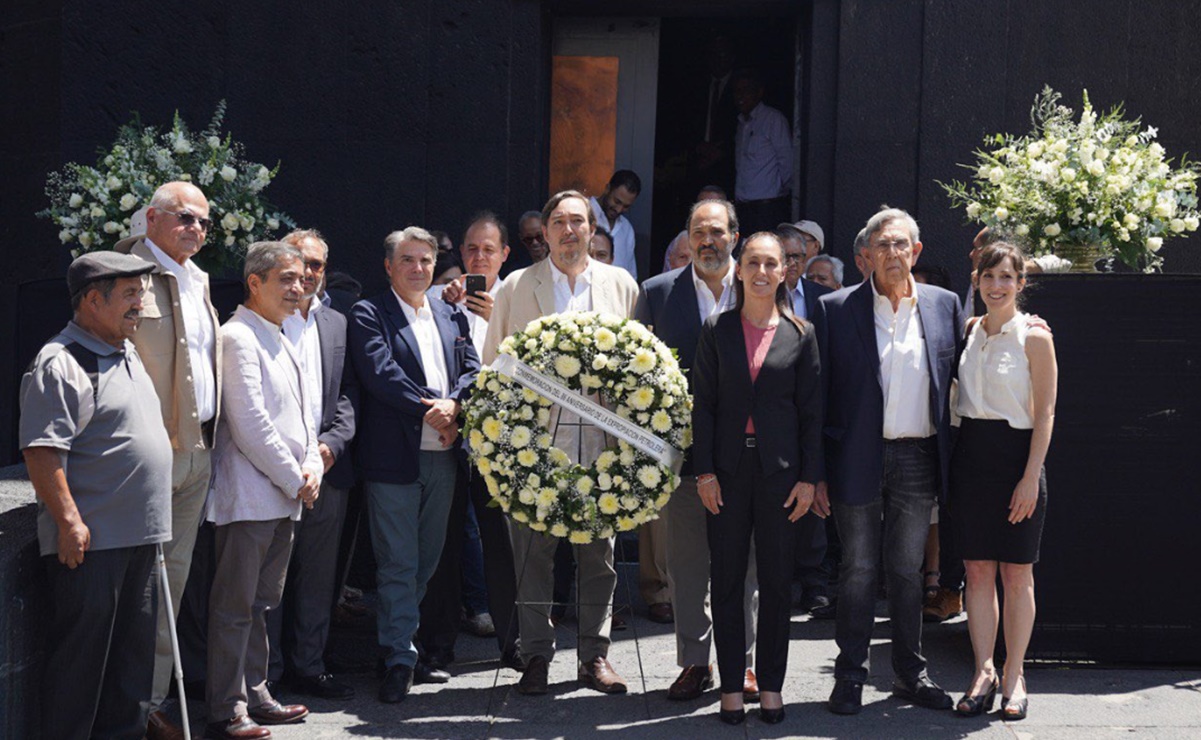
(651, 17), (798, 275)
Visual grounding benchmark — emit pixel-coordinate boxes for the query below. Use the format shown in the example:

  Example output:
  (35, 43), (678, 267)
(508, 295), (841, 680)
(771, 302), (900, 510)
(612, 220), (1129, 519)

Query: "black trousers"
(42, 544), (158, 740)
(793, 511), (829, 594)
(178, 521), (215, 685)
(734, 196), (791, 242)
(418, 469), (519, 657)
(707, 447), (799, 694)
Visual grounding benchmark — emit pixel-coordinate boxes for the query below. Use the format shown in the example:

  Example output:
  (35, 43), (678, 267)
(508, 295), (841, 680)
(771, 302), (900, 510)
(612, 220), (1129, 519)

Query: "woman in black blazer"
(691, 232), (823, 725)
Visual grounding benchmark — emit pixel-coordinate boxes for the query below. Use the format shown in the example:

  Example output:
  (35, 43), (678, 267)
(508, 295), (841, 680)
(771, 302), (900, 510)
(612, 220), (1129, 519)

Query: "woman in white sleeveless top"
(950, 242), (1057, 721)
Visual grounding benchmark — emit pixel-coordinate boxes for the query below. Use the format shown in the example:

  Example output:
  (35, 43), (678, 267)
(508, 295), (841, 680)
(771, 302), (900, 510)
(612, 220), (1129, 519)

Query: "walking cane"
(156, 543), (192, 740)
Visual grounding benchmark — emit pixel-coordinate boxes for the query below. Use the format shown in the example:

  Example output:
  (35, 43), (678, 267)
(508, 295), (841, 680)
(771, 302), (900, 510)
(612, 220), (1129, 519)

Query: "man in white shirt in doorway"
(732, 68), (794, 237)
(589, 170), (642, 281)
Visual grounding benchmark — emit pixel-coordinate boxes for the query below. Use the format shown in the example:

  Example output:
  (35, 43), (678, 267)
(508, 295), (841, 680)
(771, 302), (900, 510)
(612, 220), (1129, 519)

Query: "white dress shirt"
(692, 261), (736, 322)
(546, 257), (605, 463)
(957, 313), (1034, 429)
(872, 276), (934, 439)
(145, 238), (217, 423)
(734, 101), (794, 202)
(428, 278), (502, 358)
(282, 298), (325, 434)
(548, 258), (595, 313)
(590, 196), (637, 281)
(394, 291), (450, 451)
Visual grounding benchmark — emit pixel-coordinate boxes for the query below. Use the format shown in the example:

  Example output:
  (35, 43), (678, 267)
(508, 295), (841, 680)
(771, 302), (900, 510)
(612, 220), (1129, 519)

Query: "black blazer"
(691, 309), (823, 483)
(313, 299), (358, 490)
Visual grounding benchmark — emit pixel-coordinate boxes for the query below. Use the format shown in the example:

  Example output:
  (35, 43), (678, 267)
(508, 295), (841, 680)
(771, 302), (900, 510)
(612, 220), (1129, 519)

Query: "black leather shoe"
(424, 648), (455, 670)
(290, 672), (355, 700)
(718, 707), (746, 725)
(517, 655), (549, 695)
(893, 675), (953, 710)
(499, 648), (524, 671)
(797, 590), (831, 614)
(378, 664), (413, 703)
(413, 661), (451, 684)
(759, 706), (786, 724)
(810, 600), (838, 620)
(828, 679), (864, 715)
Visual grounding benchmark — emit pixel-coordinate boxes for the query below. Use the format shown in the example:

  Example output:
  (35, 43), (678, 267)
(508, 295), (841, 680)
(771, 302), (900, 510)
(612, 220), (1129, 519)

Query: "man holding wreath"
(482, 190), (639, 696)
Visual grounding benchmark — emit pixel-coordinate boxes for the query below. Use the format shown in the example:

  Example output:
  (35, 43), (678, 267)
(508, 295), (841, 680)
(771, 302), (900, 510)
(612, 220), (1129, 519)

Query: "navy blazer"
(795, 277), (833, 321)
(635, 265), (716, 476)
(348, 291), (480, 485)
(313, 300), (358, 490)
(812, 280), (964, 505)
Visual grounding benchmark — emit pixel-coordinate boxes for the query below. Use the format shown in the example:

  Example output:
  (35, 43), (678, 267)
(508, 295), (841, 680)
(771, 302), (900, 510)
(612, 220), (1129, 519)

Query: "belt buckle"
(745, 437), (757, 448)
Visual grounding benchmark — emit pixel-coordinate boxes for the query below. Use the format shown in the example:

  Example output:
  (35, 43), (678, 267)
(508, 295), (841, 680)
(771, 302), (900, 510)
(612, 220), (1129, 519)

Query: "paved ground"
(170, 565), (1201, 740)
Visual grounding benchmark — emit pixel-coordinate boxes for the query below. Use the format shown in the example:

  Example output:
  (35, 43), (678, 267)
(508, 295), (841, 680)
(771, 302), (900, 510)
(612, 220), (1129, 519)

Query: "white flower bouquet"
(463, 311), (692, 543)
(39, 100), (295, 273)
(941, 86), (1200, 271)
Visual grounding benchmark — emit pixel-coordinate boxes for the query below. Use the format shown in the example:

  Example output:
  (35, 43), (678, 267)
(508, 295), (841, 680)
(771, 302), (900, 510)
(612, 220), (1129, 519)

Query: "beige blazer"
(208, 305), (321, 526)
(115, 236), (222, 452)
(482, 257), (639, 365)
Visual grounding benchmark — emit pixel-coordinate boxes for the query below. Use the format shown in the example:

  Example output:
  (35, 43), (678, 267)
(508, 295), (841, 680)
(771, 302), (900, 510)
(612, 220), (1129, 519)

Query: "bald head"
(146, 181), (211, 265)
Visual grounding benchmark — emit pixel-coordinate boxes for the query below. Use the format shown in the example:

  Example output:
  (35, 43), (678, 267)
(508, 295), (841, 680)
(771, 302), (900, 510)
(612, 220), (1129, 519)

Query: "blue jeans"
(366, 451), (458, 669)
(461, 499), (490, 615)
(833, 438), (938, 683)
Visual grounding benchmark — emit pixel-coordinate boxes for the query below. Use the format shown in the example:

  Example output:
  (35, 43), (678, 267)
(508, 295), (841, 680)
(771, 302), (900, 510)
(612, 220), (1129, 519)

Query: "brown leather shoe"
(147, 710), (185, 740)
(517, 655), (549, 695)
(922, 588), (963, 622)
(611, 612), (628, 631)
(247, 699), (308, 725)
(203, 716), (271, 739)
(667, 664), (713, 700)
(648, 602), (675, 624)
(578, 656), (628, 694)
(743, 668), (760, 703)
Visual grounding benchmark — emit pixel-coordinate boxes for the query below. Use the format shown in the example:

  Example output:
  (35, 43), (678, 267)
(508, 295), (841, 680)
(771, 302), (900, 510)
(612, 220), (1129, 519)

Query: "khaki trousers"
(151, 448), (211, 709)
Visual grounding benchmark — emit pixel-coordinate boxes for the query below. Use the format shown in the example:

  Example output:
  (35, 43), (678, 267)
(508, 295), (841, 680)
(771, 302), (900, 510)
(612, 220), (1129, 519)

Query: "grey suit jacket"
(482, 257), (640, 364)
(209, 305), (322, 526)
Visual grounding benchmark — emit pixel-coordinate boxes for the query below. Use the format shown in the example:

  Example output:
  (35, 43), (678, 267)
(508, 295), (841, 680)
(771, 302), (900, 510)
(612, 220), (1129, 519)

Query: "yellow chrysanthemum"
(554, 355), (582, 378)
(637, 466), (662, 489)
(516, 449), (537, 467)
(482, 417), (503, 441)
(628, 387), (655, 411)
(569, 531), (594, 545)
(597, 493), (621, 515)
(510, 426), (532, 449)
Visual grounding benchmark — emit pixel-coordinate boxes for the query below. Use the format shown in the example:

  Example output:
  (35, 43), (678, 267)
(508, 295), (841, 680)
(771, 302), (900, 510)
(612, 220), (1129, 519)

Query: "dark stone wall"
(0, 0), (550, 462)
(802, 0), (1201, 292)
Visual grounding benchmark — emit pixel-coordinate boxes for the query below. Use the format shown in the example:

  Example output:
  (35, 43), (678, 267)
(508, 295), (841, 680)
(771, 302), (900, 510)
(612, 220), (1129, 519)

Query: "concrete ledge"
(0, 464), (42, 737)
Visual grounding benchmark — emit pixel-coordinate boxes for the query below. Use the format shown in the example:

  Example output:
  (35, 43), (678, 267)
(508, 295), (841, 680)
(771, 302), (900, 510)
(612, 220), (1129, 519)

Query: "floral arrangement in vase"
(39, 100), (295, 273)
(941, 86), (1199, 272)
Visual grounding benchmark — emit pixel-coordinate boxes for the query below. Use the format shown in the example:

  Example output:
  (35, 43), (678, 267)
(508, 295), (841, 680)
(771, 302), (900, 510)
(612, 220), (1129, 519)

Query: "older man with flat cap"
(22, 251), (173, 740)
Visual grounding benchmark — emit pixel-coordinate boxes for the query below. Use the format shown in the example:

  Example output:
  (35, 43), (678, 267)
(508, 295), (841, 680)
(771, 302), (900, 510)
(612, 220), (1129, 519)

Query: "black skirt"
(950, 418), (1047, 564)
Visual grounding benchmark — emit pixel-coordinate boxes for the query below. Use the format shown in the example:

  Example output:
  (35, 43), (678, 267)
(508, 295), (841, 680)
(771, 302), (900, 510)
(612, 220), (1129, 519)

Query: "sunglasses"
(162, 209), (213, 232)
(304, 260), (326, 272)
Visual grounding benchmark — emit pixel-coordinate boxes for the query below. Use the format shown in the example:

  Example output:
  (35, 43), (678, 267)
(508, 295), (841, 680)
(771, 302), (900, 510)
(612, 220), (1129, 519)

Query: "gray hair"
(282, 228), (329, 260)
(852, 227), (870, 254)
(863, 206), (920, 246)
(685, 198), (740, 237)
(805, 254), (845, 285)
(244, 241), (303, 296)
(384, 226), (439, 260)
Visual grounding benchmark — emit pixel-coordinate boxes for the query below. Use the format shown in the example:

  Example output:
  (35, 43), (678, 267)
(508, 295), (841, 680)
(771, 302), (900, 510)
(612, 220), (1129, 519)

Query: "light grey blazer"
(208, 304), (322, 526)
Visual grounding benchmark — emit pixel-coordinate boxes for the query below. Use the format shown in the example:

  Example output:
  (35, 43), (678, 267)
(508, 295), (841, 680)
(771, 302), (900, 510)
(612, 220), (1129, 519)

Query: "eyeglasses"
(304, 260), (326, 272)
(783, 253), (804, 264)
(161, 209), (213, 232)
(521, 234), (546, 245)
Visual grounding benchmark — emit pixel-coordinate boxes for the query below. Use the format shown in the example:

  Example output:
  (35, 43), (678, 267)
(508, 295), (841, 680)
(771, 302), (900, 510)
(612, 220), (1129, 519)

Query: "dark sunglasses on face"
(304, 260), (326, 271)
(162, 209), (213, 232)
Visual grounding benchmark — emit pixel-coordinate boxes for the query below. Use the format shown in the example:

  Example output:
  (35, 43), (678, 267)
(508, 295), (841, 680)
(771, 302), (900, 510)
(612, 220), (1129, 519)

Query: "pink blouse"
(741, 316), (777, 434)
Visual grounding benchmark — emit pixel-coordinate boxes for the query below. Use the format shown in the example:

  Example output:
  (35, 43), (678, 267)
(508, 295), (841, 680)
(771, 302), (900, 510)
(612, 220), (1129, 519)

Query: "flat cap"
(777, 220), (825, 251)
(68, 251), (156, 296)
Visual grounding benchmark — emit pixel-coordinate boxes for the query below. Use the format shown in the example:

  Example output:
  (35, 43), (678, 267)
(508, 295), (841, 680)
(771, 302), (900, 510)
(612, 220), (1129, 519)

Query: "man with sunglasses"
(117, 181), (222, 740)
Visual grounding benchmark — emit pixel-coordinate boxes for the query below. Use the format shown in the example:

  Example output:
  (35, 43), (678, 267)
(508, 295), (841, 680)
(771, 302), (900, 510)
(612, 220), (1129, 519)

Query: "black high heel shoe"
(1001, 676), (1028, 721)
(954, 676), (998, 717)
(759, 706), (786, 724)
(718, 707), (746, 725)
